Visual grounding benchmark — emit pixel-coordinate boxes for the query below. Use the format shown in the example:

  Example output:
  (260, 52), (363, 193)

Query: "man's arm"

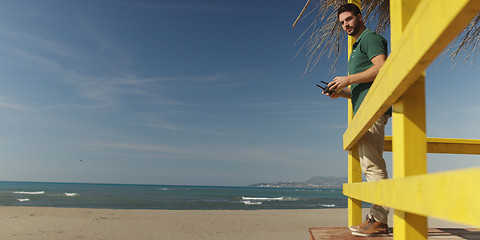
(327, 54), (387, 92)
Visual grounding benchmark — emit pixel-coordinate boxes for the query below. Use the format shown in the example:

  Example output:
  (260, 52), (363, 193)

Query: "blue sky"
(0, 1), (478, 186)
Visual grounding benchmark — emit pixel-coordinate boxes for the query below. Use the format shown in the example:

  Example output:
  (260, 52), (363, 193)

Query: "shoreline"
(0, 207), (471, 240)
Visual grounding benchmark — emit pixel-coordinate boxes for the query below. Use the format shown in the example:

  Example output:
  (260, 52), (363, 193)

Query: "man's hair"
(337, 3), (361, 19)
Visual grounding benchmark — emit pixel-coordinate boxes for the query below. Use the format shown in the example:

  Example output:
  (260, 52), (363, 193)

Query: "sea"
(0, 181), (350, 210)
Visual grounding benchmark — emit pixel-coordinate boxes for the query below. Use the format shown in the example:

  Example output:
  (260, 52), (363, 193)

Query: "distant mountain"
(248, 176), (347, 188)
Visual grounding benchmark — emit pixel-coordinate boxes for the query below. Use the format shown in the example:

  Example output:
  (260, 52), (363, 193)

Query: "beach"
(0, 207), (469, 240)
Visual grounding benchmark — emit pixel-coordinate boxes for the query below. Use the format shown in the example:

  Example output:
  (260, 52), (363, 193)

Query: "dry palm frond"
(292, 0), (312, 29)
(445, 14), (480, 66)
(294, 0), (480, 73)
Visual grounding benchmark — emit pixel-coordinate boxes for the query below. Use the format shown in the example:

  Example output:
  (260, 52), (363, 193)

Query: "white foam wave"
(14, 191), (45, 195)
(241, 196), (298, 201)
(65, 192), (78, 197)
(241, 200), (262, 205)
(242, 196), (282, 201)
(17, 198), (30, 202)
(321, 204), (336, 208)
(158, 188), (169, 191)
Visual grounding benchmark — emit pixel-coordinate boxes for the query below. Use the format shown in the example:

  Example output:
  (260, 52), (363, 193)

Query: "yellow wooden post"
(392, 78), (427, 240)
(390, 0), (427, 239)
(347, 142), (362, 227)
(347, 0), (362, 228)
(347, 135), (362, 228)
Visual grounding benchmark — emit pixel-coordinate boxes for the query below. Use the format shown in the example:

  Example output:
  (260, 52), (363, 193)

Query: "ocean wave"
(65, 193), (78, 197)
(14, 191), (45, 195)
(242, 196), (283, 201)
(321, 204), (335, 208)
(241, 196), (297, 201)
(17, 198), (30, 202)
(241, 200), (262, 205)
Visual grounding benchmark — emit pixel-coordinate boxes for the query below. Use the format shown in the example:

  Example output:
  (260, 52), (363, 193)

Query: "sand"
(0, 207), (470, 240)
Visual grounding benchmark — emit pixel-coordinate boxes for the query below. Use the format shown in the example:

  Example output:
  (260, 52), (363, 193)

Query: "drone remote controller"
(316, 81), (337, 94)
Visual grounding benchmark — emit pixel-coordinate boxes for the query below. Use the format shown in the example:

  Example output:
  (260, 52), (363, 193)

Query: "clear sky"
(0, 0), (478, 186)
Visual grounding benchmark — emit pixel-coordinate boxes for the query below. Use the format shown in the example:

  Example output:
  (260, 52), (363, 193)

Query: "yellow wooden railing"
(343, 0), (480, 239)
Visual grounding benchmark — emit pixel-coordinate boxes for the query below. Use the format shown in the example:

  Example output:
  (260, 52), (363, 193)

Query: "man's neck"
(353, 25), (366, 39)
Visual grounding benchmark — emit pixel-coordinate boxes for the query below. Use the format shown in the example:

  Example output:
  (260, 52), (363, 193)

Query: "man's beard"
(347, 24), (360, 36)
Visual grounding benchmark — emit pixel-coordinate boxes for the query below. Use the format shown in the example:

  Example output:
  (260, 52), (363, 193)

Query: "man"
(323, 3), (391, 237)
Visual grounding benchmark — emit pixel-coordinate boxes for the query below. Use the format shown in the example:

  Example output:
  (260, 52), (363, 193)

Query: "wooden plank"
(343, 167), (480, 228)
(309, 227), (392, 239)
(342, 0), (480, 151)
(309, 227), (480, 240)
(384, 136), (480, 154)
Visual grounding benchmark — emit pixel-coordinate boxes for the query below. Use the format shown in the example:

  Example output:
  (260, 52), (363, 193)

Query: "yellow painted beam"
(347, 144), (362, 227)
(343, 167), (480, 228)
(391, 1), (428, 237)
(346, 0), (362, 227)
(384, 136), (480, 154)
(349, 0), (360, 8)
(343, 0), (480, 151)
(392, 76), (428, 239)
(392, 77), (427, 177)
(390, 0), (419, 50)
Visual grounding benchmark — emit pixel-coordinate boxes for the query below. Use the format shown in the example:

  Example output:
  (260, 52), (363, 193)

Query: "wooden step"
(309, 227), (480, 239)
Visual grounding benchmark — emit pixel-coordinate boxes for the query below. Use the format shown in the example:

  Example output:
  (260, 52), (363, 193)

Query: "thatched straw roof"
(294, 0), (480, 73)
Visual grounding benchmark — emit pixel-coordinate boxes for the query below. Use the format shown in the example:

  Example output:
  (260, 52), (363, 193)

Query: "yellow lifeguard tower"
(304, 0), (480, 239)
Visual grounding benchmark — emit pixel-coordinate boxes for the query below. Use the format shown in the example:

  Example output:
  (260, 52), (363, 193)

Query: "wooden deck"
(309, 227), (480, 239)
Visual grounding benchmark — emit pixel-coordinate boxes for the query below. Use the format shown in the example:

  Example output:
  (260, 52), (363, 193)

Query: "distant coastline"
(248, 176), (347, 189)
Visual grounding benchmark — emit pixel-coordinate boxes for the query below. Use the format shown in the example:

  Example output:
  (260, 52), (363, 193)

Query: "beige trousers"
(357, 114), (390, 224)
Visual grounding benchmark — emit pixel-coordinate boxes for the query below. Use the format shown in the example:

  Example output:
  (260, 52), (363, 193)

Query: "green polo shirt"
(348, 28), (391, 116)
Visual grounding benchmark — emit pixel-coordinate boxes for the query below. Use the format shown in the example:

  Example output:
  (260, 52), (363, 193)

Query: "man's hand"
(323, 90), (340, 99)
(322, 88), (352, 99)
(323, 89), (351, 99)
(328, 76), (350, 92)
